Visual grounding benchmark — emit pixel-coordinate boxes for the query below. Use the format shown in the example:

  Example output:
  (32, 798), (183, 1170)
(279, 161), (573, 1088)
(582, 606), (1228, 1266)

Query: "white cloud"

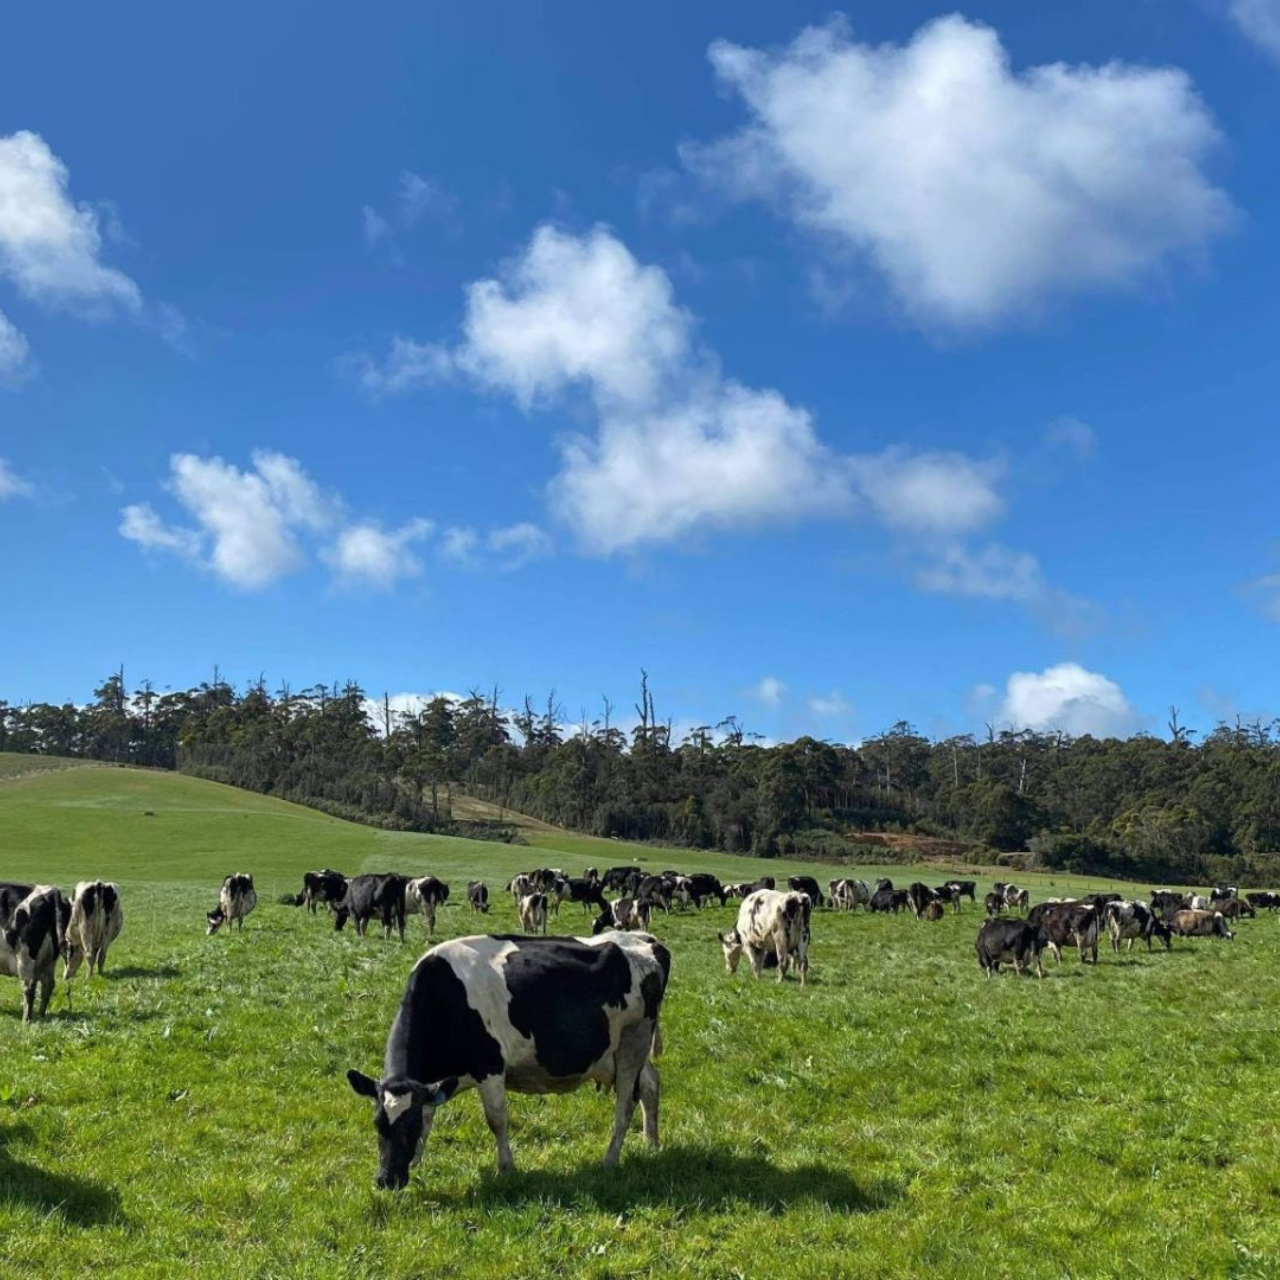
(119, 502), (202, 557)
(363, 206), (393, 249)
(342, 336), (452, 396)
(915, 542), (1044, 601)
(850, 449), (1004, 535)
(1230, 0), (1280, 62)
(397, 172), (457, 224)
(1044, 415), (1096, 458)
(0, 308), (31, 386)
(440, 525), (481, 566)
(808, 690), (853, 718)
(993, 662), (1140, 737)
(750, 676), (787, 706)
(324, 518), (433, 589)
(363, 690), (468, 734)
(0, 457), (33, 499)
(120, 451), (336, 590)
(487, 522), (552, 569)
(0, 130), (141, 315)
(682, 15), (1233, 327)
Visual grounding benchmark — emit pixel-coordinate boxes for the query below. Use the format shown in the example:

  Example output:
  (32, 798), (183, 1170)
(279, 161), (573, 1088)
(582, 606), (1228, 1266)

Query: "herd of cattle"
(5, 861), (1275, 1187)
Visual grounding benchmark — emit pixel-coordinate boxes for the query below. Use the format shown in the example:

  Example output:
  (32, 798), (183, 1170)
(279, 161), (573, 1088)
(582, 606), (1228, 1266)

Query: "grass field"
(2, 763), (1280, 1277)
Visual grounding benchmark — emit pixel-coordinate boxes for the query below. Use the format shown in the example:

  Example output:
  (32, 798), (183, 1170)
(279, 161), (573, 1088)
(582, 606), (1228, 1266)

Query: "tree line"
(6, 669), (1280, 886)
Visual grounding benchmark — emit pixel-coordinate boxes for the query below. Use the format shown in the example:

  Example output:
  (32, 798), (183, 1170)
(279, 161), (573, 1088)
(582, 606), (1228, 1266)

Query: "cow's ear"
(414, 1076), (460, 1108)
(347, 1069), (379, 1099)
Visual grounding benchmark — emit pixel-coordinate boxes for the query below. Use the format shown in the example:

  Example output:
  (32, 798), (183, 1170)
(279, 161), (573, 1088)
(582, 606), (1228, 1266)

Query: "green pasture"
(1, 762), (1278, 1277)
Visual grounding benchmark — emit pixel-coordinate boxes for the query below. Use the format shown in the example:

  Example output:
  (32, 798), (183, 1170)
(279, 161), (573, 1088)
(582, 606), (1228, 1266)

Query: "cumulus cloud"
(438, 522), (552, 570)
(0, 456), (33, 499)
(324, 518), (433, 589)
(1230, 0), (1280, 62)
(357, 223), (1001, 555)
(915, 542), (1044, 600)
(0, 308), (31, 386)
(681, 15), (1233, 327)
(0, 130), (141, 316)
(119, 502), (202, 557)
(991, 662), (1140, 737)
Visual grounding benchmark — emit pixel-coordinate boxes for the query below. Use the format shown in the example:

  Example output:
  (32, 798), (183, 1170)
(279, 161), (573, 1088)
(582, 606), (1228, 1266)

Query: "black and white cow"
(637, 875), (674, 914)
(944, 880), (977, 906)
(592, 897), (652, 934)
(518, 893), (548, 936)
(601, 866), (641, 894)
(405, 876), (450, 936)
(868, 885), (899, 914)
(347, 930), (670, 1188)
(1151, 890), (1190, 914)
(334, 874), (408, 941)
(829, 878), (870, 910)
(207, 874), (257, 935)
(907, 882), (940, 919)
(684, 873), (727, 908)
(975, 918), (1045, 978)
(300, 869), (348, 914)
(787, 876), (825, 908)
(559, 877), (609, 915)
(1003, 885), (1029, 912)
(467, 881), (490, 914)
(1, 885), (69, 1021)
(0, 881), (35, 929)
(1246, 891), (1279, 911)
(1033, 903), (1100, 964)
(719, 889), (810, 985)
(1103, 900), (1172, 953)
(1210, 885), (1239, 903)
(984, 891), (1005, 918)
(64, 880), (123, 979)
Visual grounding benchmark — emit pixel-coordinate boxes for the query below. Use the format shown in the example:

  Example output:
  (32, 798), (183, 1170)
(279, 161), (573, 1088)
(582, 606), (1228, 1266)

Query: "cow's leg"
(1034, 950), (1045, 979)
(638, 1060), (660, 1148)
(774, 937), (789, 982)
(603, 1028), (647, 1167)
(1048, 941), (1062, 966)
(477, 1077), (515, 1172)
(748, 945), (765, 980)
(38, 970), (53, 1018)
(64, 944), (83, 982)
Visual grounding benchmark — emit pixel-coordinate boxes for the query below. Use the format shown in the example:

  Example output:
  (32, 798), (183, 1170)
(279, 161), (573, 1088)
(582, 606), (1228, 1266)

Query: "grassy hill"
(0, 752), (94, 782)
(2, 766), (1279, 1276)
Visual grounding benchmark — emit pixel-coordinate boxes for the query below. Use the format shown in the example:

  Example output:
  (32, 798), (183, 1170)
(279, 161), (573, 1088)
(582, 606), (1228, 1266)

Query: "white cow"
(518, 893), (548, 936)
(65, 880), (124, 979)
(1, 885), (67, 1021)
(719, 889), (810, 985)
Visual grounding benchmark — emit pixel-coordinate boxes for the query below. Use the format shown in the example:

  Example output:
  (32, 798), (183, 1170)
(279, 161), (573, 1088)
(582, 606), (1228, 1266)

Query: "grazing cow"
(724, 882), (754, 900)
(300, 869), (347, 914)
(1035, 904), (1100, 965)
(207, 874), (257, 935)
(1245, 891), (1279, 911)
(518, 893), (548, 936)
(583, 867), (599, 883)
(975, 919), (1045, 978)
(1103, 900), (1172, 953)
(64, 881), (123, 979)
(923, 899), (945, 922)
(637, 875), (673, 914)
(874, 878), (894, 893)
(1218, 897), (1256, 920)
(787, 876), (825, 908)
(335, 874), (408, 941)
(1, 885), (69, 1020)
(1081, 892), (1122, 912)
(467, 881), (490, 914)
(684, 873), (727, 908)
(602, 866), (641, 893)
(1169, 909), (1233, 941)
(347, 930), (670, 1187)
(752, 876), (777, 892)
(592, 897), (652, 934)
(944, 880), (976, 906)
(719, 890), (810, 985)
(907, 882), (939, 920)
(869, 885), (898, 914)
(405, 877), (450, 936)
(891, 889), (910, 913)
(984, 891), (1005, 918)
(1211, 885), (1239, 903)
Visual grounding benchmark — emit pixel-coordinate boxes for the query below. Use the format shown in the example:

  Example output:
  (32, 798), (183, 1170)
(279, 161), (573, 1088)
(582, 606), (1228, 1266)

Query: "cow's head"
(591, 909), (612, 936)
(347, 1069), (460, 1190)
(206, 907), (226, 936)
(719, 928), (743, 973)
(1213, 913), (1233, 940)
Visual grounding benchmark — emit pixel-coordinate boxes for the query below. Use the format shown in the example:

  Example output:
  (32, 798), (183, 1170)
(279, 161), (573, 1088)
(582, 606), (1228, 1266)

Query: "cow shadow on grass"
(106, 964), (179, 980)
(471, 1146), (900, 1216)
(0, 1122), (126, 1227)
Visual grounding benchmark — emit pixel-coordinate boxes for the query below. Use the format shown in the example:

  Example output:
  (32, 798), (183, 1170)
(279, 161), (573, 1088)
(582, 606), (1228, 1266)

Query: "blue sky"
(3, 0), (1280, 743)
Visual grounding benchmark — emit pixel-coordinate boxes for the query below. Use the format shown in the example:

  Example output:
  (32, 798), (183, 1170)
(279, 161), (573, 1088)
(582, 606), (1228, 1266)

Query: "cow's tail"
(650, 1019), (663, 1059)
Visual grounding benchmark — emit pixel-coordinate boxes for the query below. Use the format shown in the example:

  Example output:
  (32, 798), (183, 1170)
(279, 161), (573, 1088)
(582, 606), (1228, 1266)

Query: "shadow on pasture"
(470, 1146), (899, 1216)
(106, 965), (179, 980)
(0, 1122), (126, 1227)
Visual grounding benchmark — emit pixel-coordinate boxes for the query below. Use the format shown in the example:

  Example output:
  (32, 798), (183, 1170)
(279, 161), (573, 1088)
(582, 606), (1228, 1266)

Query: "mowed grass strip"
(2, 766), (1279, 1278)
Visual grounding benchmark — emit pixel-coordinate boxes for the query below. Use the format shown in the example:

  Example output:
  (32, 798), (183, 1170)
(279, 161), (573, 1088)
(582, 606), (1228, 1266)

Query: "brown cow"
(1169, 909), (1233, 940)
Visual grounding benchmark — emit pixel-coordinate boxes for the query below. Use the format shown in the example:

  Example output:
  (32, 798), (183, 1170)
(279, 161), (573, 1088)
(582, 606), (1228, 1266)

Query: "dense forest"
(7, 669), (1280, 886)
